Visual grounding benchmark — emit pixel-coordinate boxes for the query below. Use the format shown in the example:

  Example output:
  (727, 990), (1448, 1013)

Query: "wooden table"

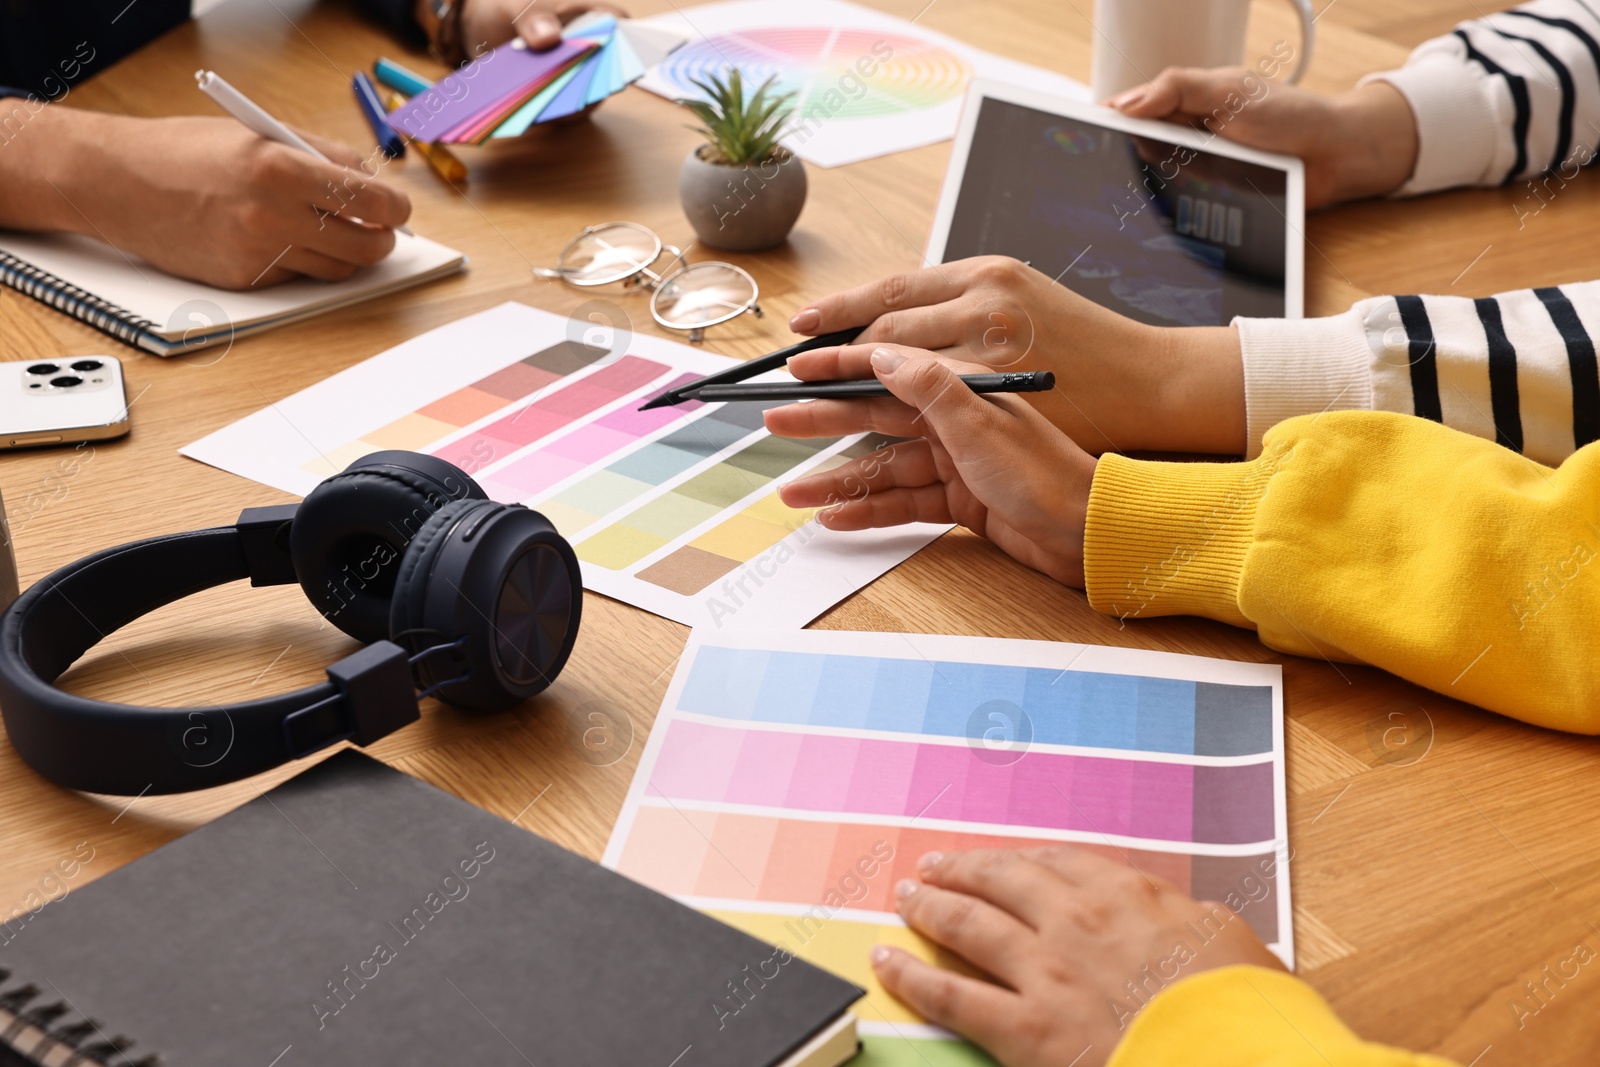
(5, 0), (1596, 1062)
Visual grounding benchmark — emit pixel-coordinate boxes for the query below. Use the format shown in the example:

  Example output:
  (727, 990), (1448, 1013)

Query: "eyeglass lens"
(558, 223), (661, 285)
(652, 262), (758, 329)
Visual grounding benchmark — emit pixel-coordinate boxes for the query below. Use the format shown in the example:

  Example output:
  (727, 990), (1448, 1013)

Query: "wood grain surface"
(5, 1), (1595, 1063)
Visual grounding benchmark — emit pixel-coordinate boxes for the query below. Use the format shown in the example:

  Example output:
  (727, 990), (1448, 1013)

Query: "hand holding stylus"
(784, 257), (1248, 456)
(773, 344), (1097, 589)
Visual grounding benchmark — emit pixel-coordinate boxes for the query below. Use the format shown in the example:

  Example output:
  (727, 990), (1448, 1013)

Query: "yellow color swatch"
(364, 412), (455, 451)
(706, 910), (946, 1025)
(302, 439), (384, 478)
(576, 524), (668, 570)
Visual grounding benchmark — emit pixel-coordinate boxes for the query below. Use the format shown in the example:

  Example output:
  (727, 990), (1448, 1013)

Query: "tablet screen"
(940, 97), (1290, 326)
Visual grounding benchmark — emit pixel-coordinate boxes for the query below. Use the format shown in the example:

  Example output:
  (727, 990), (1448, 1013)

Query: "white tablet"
(926, 78), (1305, 323)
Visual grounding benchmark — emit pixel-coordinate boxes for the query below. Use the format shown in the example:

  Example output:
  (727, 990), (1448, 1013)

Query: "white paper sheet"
(182, 302), (948, 630)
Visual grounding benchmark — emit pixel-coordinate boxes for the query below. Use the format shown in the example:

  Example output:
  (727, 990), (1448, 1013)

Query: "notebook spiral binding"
(0, 969), (162, 1067)
(0, 249), (160, 354)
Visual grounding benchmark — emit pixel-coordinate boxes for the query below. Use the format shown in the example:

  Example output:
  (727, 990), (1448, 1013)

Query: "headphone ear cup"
(389, 501), (582, 713)
(290, 452), (486, 643)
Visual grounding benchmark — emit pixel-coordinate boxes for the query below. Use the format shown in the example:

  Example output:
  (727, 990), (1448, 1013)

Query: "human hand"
(458, 0), (627, 53)
(774, 346), (1097, 587)
(872, 846), (1285, 1067)
(1108, 67), (1419, 208)
(43, 111), (410, 290)
(785, 257), (1245, 456)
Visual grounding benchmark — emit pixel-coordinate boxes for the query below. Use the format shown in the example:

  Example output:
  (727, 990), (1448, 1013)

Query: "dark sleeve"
(0, 0), (188, 97)
(346, 0), (429, 48)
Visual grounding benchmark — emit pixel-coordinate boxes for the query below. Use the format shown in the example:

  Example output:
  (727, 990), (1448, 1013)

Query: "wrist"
(0, 105), (110, 234)
(1325, 82), (1419, 202)
(1053, 445), (1098, 590)
(1143, 324), (1246, 455)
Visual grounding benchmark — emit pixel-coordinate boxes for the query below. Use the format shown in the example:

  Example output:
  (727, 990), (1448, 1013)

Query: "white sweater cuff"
(1236, 310), (1374, 458)
(1362, 51), (1509, 195)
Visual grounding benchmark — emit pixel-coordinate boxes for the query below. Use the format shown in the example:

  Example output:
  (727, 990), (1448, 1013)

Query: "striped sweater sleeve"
(1235, 281), (1600, 465)
(1360, 0), (1600, 193)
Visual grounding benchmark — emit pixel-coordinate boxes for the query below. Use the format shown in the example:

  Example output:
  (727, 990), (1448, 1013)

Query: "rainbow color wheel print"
(657, 28), (970, 122)
(633, 0), (1035, 167)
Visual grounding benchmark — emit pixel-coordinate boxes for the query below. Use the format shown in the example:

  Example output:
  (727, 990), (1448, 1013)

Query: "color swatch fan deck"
(636, 0), (1086, 166)
(605, 629), (1292, 1066)
(179, 303), (948, 631)
(388, 14), (688, 143)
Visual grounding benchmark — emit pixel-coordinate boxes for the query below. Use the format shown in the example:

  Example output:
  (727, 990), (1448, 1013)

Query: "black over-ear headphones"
(0, 452), (583, 796)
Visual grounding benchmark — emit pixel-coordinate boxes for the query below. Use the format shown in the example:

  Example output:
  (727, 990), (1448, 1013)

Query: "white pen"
(195, 69), (412, 236)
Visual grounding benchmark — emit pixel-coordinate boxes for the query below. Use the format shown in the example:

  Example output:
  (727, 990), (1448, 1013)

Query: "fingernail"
(917, 851), (944, 874)
(1110, 87), (1146, 109)
(895, 878), (920, 900)
(870, 945), (892, 966)
(790, 307), (820, 332)
(871, 347), (905, 373)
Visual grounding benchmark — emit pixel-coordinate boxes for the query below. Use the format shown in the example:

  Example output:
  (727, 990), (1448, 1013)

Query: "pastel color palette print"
(180, 302), (949, 631)
(604, 629), (1291, 1065)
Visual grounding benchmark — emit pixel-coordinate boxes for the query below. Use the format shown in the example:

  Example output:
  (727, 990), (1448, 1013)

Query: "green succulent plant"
(678, 69), (796, 165)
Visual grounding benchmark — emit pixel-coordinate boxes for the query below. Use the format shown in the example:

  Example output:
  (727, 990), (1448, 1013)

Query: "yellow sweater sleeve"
(1108, 966), (1458, 1067)
(1084, 410), (1600, 733)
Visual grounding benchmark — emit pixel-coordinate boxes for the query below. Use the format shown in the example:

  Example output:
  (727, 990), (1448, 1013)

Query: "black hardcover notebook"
(0, 752), (862, 1066)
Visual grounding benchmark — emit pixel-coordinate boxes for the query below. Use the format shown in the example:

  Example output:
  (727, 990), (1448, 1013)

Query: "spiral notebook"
(0, 751), (861, 1067)
(0, 229), (464, 356)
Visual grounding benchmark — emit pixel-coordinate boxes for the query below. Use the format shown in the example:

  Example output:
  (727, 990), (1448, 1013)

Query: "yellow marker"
(384, 90), (468, 184)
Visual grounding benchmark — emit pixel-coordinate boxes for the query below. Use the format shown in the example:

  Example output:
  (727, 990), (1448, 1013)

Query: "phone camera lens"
(50, 376), (83, 388)
(70, 360), (103, 372)
(27, 363), (59, 375)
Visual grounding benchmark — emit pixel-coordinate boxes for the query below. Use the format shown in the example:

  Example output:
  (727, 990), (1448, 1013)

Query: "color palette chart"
(604, 629), (1290, 1065)
(635, 0), (1087, 167)
(388, 14), (688, 143)
(180, 302), (949, 630)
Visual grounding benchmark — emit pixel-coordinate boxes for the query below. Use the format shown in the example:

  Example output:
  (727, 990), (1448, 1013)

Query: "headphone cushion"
(389, 498), (480, 645)
(291, 454), (483, 644)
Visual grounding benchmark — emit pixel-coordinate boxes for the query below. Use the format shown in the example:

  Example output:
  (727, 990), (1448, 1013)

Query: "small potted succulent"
(677, 70), (807, 252)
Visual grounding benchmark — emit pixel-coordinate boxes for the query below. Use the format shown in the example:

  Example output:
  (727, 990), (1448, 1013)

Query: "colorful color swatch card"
(635, 0), (1086, 167)
(390, 15), (688, 144)
(180, 302), (948, 630)
(604, 628), (1291, 1065)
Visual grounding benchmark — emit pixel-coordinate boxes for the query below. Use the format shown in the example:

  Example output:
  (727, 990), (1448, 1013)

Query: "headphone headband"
(0, 506), (419, 795)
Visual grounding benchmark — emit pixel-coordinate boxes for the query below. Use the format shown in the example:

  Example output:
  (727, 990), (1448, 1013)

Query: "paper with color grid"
(180, 302), (948, 630)
(604, 628), (1291, 1063)
(635, 0), (1088, 168)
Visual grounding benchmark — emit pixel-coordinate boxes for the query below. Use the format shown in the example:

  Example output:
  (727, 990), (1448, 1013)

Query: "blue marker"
(353, 70), (406, 158)
(374, 57), (434, 97)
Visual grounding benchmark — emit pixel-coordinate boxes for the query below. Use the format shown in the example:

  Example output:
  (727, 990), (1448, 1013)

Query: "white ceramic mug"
(1090, 0), (1315, 102)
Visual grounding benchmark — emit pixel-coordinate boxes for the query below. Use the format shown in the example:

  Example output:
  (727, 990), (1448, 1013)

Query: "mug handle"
(1282, 0), (1316, 84)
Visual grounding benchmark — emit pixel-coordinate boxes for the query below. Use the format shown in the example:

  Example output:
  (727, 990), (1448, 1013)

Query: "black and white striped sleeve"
(1236, 283), (1600, 465)
(1362, 0), (1600, 194)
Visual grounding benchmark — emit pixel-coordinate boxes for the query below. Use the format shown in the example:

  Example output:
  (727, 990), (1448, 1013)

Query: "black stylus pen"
(683, 370), (1055, 402)
(638, 325), (868, 410)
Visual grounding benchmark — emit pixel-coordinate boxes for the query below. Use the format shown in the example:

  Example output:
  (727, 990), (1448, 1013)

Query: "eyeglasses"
(532, 222), (763, 342)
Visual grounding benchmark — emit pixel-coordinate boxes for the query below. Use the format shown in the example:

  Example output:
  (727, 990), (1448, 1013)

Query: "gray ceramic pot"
(678, 144), (807, 252)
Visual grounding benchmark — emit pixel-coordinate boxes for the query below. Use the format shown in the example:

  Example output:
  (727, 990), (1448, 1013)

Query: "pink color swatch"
(646, 719), (1258, 844)
(431, 355), (666, 472)
(490, 373), (705, 496)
